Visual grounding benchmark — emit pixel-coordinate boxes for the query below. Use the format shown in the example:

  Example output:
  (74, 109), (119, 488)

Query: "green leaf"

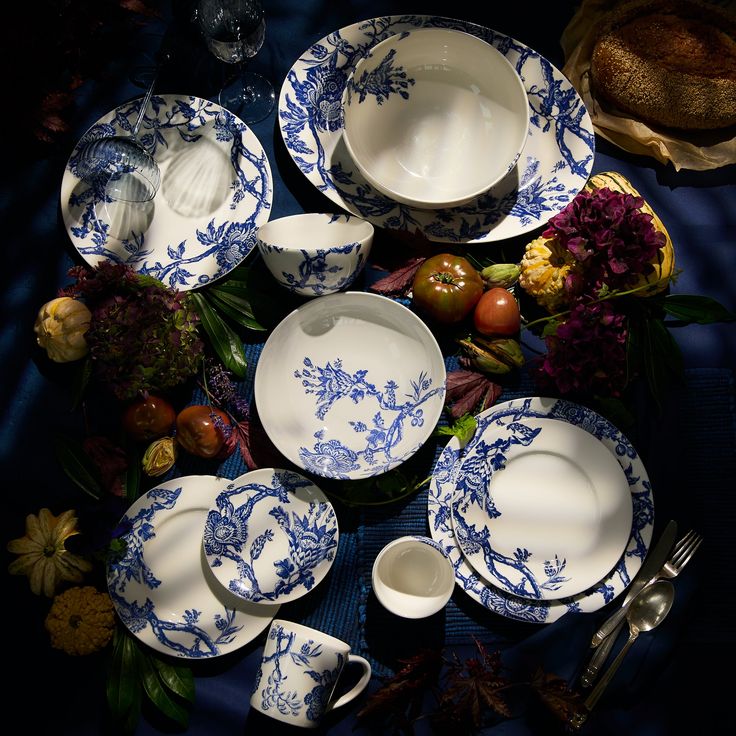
(207, 289), (266, 331)
(123, 440), (141, 503)
(140, 651), (190, 728)
(662, 294), (736, 325)
(70, 356), (92, 410)
(53, 433), (102, 500)
(642, 319), (683, 410)
(435, 414), (477, 446)
(191, 292), (248, 378)
(106, 628), (142, 734)
(152, 657), (195, 703)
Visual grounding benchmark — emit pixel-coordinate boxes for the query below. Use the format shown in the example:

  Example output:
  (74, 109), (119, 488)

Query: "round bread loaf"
(590, 0), (736, 130)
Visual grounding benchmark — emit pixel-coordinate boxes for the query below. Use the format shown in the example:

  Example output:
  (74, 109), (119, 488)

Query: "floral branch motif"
(346, 45), (415, 104)
(294, 357), (444, 478)
(107, 487), (243, 658)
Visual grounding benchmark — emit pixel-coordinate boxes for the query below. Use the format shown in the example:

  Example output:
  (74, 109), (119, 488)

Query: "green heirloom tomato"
(412, 254), (484, 325)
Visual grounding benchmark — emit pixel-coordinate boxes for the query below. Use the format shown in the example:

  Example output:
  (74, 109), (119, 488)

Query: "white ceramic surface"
(251, 619), (372, 728)
(278, 15), (595, 243)
(372, 535), (455, 618)
(342, 28), (529, 209)
(254, 292), (446, 480)
(203, 469), (338, 604)
(451, 418), (633, 601)
(427, 397), (654, 624)
(257, 213), (373, 296)
(61, 94), (272, 290)
(106, 475), (279, 658)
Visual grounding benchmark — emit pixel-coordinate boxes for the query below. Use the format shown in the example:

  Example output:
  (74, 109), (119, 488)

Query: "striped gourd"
(584, 171), (675, 296)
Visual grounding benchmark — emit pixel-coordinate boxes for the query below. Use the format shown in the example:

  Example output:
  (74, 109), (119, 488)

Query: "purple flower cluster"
(205, 358), (249, 420)
(535, 302), (628, 398)
(532, 187), (667, 398)
(543, 187), (665, 301)
(62, 262), (204, 400)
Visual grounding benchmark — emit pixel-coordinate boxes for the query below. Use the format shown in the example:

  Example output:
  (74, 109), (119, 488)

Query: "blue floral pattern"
(62, 95), (272, 290)
(107, 482), (248, 658)
(253, 622), (344, 724)
(279, 15), (594, 243)
(294, 357), (444, 479)
(203, 469), (338, 603)
(346, 45), (414, 104)
(427, 397), (654, 624)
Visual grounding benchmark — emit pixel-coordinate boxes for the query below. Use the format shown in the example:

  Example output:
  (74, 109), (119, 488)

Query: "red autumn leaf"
(369, 257), (427, 297)
(83, 436), (128, 496)
(444, 369), (502, 420)
(231, 416), (284, 471)
(357, 648), (443, 722)
(529, 666), (585, 723)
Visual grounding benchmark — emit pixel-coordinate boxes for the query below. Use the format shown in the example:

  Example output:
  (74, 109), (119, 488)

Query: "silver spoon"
(571, 580), (675, 728)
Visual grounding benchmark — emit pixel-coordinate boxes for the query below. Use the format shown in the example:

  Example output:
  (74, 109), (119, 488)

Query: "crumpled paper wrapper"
(561, 0), (736, 170)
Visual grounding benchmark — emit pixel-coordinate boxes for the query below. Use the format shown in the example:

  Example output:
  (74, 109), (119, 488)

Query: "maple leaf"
(529, 666), (585, 724)
(357, 649), (443, 732)
(369, 256), (427, 297)
(434, 641), (514, 730)
(444, 369), (503, 420)
(230, 416), (284, 471)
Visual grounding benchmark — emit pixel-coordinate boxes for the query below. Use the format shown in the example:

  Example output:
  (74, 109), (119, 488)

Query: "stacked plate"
(106, 468), (338, 659)
(428, 397), (655, 624)
(278, 14), (595, 244)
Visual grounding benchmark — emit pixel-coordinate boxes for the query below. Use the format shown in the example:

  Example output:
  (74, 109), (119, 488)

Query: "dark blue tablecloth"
(2, 1), (735, 734)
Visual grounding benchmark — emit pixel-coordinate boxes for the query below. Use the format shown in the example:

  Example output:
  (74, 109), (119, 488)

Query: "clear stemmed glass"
(195, 0), (275, 124)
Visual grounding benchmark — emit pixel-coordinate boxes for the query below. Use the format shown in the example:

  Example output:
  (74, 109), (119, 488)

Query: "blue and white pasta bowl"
(342, 27), (530, 209)
(254, 292), (446, 480)
(256, 213), (373, 297)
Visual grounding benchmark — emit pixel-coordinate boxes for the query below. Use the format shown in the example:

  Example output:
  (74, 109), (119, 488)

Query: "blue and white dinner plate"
(278, 15), (595, 243)
(106, 475), (279, 659)
(428, 397), (654, 623)
(61, 94), (272, 290)
(451, 417), (633, 601)
(203, 468), (339, 603)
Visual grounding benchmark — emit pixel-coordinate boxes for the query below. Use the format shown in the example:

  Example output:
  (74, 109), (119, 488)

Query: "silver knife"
(580, 519), (677, 687)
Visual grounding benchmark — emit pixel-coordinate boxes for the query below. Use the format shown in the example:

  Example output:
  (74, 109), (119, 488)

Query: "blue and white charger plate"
(203, 468), (339, 603)
(61, 94), (272, 290)
(278, 15), (594, 243)
(106, 475), (279, 659)
(428, 397), (654, 623)
(451, 417), (633, 601)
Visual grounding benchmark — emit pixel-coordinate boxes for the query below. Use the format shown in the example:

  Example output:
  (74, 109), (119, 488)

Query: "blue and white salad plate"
(428, 397), (654, 623)
(279, 15), (595, 243)
(451, 417), (632, 601)
(106, 475), (279, 659)
(203, 468), (339, 603)
(61, 94), (272, 290)
(254, 292), (446, 480)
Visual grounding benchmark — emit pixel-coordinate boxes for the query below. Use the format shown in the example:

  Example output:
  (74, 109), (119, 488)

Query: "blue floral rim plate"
(106, 475), (279, 659)
(428, 397), (654, 624)
(203, 468), (339, 604)
(278, 15), (595, 243)
(451, 417), (633, 601)
(61, 94), (273, 291)
(254, 292), (446, 480)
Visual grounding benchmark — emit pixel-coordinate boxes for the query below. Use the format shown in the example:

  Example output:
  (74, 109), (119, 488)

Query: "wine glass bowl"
(196, 0), (275, 124)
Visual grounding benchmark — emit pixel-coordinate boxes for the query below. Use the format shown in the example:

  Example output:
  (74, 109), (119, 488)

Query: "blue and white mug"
(250, 619), (372, 728)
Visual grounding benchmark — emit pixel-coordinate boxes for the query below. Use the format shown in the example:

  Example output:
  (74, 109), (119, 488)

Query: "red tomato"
(175, 405), (230, 459)
(122, 395), (176, 442)
(473, 288), (521, 336)
(412, 254), (484, 324)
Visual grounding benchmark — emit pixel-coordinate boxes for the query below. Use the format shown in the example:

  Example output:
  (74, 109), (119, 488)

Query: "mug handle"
(326, 654), (372, 711)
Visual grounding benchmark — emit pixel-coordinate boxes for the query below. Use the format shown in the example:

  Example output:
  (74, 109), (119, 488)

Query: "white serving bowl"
(341, 28), (530, 209)
(372, 535), (455, 618)
(254, 292), (446, 480)
(257, 213), (374, 297)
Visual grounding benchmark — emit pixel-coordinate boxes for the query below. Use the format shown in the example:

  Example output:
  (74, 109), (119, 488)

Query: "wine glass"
(195, 0), (275, 124)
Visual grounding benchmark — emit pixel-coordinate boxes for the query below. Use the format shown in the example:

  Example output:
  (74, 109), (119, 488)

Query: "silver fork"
(590, 529), (702, 648)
